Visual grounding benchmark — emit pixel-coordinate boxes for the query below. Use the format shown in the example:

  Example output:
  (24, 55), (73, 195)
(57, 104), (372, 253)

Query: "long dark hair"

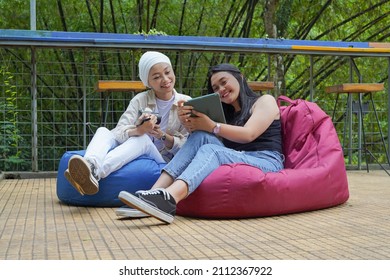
(207, 63), (260, 126)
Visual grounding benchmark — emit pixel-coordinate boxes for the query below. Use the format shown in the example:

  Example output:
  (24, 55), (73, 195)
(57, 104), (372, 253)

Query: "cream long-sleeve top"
(111, 89), (191, 160)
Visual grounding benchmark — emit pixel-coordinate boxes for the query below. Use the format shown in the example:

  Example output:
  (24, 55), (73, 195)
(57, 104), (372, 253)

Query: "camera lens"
(156, 116), (162, 124)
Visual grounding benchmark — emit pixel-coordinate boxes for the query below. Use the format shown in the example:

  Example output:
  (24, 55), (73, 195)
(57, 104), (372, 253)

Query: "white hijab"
(138, 51), (172, 88)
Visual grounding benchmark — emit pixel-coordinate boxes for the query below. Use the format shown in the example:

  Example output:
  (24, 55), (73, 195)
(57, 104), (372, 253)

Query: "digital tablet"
(184, 93), (226, 123)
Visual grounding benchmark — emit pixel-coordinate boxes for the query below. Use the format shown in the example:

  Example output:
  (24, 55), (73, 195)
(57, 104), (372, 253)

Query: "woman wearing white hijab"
(65, 51), (191, 198)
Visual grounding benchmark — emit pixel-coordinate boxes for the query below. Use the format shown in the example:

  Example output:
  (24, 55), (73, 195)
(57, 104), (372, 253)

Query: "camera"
(138, 109), (161, 126)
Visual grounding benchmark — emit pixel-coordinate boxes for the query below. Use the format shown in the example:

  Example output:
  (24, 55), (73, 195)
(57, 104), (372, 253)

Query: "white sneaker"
(115, 206), (150, 218)
(68, 155), (99, 195)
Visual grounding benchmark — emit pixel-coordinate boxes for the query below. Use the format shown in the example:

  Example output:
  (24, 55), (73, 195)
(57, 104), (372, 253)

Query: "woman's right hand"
(185, 110), (215, 133)
(136, 113), (158, 135)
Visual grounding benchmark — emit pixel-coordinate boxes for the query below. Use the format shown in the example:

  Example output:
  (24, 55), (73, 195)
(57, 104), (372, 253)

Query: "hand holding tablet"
(184, 93), (226, 123)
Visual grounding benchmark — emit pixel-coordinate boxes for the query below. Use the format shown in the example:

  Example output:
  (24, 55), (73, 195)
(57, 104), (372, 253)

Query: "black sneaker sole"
(118, 191), (174, 224)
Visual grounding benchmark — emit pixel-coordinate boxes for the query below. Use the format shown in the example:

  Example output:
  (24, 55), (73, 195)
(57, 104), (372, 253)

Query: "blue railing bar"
(1, 29), (373, 47)
(1, 29), (389, 57)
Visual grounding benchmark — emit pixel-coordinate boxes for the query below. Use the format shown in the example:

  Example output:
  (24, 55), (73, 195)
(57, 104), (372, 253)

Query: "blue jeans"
(163, 131), (284, 195)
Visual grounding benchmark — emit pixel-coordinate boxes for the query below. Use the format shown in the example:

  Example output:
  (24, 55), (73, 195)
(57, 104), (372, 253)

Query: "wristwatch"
(212, 123), (221, 135)
(160, 132), (167, 141)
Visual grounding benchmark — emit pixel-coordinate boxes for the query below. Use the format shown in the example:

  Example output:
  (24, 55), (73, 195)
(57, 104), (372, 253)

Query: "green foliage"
(134, 29), (168, 36)
(276, 0), (293, 37)
(0, 67), (27, 171)
(0, 0), (389, 171)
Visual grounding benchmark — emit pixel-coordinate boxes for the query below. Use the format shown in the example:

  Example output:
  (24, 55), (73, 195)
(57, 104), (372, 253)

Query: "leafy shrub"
(0, 67), (26, 171)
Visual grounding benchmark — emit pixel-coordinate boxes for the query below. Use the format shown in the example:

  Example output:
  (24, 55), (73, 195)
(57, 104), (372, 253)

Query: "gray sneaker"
(118, 189), (176, 224)
(68, 155), (99, 195)
(115, 205), (150, 218)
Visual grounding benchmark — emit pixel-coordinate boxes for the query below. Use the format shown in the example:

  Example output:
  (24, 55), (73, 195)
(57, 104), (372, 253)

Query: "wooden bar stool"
(95, 80), (147, 126)
(325, 83), (390, 175)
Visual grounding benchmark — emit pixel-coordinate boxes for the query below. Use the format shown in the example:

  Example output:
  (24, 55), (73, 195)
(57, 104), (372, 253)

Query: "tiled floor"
(0, 170), (390, 260)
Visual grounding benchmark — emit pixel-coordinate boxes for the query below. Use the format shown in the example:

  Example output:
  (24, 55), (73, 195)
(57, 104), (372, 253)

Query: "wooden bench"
(96, 80), (147, 126)
(325, 83), (389, 175)
(248, 81), (275, 91)
(96, 80), (275, 125)
(96, 80), (147, 92)
(96, 80), (274, 93)
(325, 83), (384, 94)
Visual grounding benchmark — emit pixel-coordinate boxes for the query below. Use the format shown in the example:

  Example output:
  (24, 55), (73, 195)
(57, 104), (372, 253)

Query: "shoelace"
(141, 189), (171, 200)
(87, 159), (100, 180)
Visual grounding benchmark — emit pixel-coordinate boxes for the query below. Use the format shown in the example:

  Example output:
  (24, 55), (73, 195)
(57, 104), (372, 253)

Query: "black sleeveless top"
(222, 119), (282, 154)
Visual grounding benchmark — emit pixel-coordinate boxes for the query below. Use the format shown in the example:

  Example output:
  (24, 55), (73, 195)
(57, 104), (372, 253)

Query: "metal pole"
(178, 52), (183, 92)
(352, 59), (363, 169)
(348, 58), (353, 166)
(30, 1), (37, 171)
(388, 57), (390, 166)
(30, 0), (36, 31)
(268, 54), (271, 95)
(31, 46), (38, 171)
(309, 55), (314, 101)
(83, 49), (87, 148)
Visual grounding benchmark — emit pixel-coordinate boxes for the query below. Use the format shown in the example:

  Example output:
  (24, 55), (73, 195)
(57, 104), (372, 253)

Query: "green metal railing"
(1, 30), (389, 173)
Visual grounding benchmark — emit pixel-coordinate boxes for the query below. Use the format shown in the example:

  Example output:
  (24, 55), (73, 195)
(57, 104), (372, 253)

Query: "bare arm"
(186, 94), (280, 144)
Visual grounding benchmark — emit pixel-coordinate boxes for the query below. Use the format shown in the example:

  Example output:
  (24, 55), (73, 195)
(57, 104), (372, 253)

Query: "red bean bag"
(176, 96), (349, 218)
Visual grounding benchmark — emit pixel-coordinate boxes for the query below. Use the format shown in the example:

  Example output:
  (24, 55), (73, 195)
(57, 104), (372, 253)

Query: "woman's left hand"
(148, 125), (164, 139)
(185, 110), (215, 133)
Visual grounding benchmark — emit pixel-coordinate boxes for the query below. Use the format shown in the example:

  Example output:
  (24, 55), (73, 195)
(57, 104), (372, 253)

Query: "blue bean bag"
(56, 150), (166, 207)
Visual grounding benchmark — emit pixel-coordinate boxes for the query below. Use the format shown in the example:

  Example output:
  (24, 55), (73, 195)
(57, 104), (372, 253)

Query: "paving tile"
(0, 171), (389, 260)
